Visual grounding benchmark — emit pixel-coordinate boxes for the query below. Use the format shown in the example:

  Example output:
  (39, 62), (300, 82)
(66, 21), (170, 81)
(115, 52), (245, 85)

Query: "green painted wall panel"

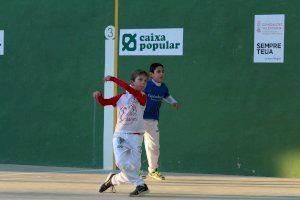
(0, 0), (114, 167)
(1, 0), (300, 178)
(118, 0), (300, 177)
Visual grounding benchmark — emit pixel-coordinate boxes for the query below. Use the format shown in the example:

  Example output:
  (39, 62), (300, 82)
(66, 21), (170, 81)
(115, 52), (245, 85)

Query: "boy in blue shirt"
(143, 63), (179, 180)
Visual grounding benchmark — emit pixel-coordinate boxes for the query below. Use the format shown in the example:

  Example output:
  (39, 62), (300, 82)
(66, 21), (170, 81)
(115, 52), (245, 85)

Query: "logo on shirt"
(148, 94), (163, 101)
(116, 137), (125, 149)
(119, 104), (138, 125)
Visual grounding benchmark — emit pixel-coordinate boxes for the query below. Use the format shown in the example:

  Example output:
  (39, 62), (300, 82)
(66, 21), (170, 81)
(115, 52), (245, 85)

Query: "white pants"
(144, 120), (160, 173)
(111, 132), (145, 187)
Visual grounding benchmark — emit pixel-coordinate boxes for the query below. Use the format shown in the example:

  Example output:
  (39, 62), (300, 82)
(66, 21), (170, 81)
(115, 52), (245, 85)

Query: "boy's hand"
(93, 91), (102, 100)
(172, 103), (179, 111)
(103, 75), (112, 83)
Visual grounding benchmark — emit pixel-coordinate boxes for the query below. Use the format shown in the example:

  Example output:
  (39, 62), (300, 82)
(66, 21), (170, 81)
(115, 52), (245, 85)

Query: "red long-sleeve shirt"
(96, 76), (147, 133)
(96, 77), (147, 107)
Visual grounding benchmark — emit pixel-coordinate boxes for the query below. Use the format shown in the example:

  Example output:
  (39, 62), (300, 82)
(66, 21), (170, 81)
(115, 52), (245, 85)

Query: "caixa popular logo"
(119, 28), (183, 56)
(122, 33), (137, 51)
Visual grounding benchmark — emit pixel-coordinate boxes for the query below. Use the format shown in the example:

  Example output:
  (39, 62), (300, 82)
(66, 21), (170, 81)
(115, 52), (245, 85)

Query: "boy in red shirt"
(93, 69), (149, 197)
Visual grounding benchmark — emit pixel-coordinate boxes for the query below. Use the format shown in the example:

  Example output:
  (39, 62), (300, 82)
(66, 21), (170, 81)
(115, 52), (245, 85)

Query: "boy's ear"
(130, 80), (134, 85)
(149, 72), (154, 77)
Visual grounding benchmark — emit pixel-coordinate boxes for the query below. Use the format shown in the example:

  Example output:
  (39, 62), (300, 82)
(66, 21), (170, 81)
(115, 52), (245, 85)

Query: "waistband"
(114, 131), (144, 135)
(125, 132), (142, 135)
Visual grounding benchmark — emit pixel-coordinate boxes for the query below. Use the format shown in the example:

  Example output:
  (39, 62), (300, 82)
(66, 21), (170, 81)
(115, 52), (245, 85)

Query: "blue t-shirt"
(143, 79), (170, 120)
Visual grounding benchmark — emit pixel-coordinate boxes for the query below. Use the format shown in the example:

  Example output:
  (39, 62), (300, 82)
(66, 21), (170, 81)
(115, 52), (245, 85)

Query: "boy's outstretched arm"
(103, 76), (147, 106)
(165, 95), (179, 111)
(93, 91), (122, 107)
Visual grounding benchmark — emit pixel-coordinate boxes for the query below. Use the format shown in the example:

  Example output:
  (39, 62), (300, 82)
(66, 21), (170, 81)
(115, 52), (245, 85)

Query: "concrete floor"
(0, 164), (300, 200)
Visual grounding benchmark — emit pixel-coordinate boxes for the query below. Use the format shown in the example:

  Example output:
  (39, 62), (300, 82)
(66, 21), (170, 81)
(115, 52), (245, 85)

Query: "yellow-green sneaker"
(148, 169), (165, 180)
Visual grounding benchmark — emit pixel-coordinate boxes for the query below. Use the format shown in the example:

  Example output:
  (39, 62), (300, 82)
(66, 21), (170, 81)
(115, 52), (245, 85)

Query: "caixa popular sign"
(119, 28), (183, 56)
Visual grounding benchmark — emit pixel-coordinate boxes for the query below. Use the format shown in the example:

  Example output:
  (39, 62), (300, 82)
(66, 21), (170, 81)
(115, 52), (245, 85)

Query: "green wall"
(0, 0), (113, 168)
(1, 0), (300, 178)
(117, 0), (300, 178)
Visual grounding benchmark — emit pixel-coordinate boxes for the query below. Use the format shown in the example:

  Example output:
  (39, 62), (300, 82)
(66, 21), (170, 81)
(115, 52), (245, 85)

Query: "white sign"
(254, 15), (285, 63)
(119, 28), (183, 56)
(0, 30), (4, 55)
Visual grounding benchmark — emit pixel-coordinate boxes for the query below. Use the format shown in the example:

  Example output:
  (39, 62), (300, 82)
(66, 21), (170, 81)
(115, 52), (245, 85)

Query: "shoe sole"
(129, 190), (150, 197)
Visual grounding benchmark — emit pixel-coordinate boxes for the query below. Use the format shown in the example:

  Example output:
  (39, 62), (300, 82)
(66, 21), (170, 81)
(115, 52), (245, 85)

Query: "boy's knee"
(116, 161), (139, 171)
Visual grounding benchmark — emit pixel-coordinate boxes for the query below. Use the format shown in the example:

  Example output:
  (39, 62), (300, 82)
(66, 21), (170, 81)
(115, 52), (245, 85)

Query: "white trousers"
(111, 132), (145, 187)
(144, 120), (160, 173)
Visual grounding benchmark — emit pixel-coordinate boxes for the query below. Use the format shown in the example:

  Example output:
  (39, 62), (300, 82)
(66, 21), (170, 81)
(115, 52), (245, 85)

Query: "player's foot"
(99, 173), (116, 193)
(139, 170), (147, 179)
(129, 184), (149, 196)
(148, 169), (165, 180)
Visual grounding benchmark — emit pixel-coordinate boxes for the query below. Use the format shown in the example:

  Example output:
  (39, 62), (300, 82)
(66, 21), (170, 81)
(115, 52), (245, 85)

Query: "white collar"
(151, 79), (162, 86)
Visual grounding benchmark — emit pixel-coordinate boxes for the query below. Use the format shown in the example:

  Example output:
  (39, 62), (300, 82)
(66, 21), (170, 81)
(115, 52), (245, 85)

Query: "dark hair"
(130, 69), (149, 81)
(149, 63), (164, 73)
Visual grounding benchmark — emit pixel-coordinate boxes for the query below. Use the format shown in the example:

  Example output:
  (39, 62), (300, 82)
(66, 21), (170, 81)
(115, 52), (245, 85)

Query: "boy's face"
(151, 66), (164, 83)
(132, 74), (148, 91)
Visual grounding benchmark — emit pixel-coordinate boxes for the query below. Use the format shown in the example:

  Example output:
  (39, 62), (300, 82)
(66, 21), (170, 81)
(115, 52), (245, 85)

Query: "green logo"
(122, 33), (137, 51)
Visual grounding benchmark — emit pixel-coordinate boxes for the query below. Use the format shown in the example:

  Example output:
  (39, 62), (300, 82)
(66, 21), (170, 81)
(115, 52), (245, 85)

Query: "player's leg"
(144, 120), (165, 180)
(111, 134), (132, 185)
(127, 134), (149, 196)
(144, 120), (160, 172)
(99, 134), (129, 193)
(112, 133), (149, 196)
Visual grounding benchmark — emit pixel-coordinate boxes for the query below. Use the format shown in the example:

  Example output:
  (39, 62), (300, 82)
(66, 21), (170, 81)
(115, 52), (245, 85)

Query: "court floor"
(1, 164), (300, 200)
